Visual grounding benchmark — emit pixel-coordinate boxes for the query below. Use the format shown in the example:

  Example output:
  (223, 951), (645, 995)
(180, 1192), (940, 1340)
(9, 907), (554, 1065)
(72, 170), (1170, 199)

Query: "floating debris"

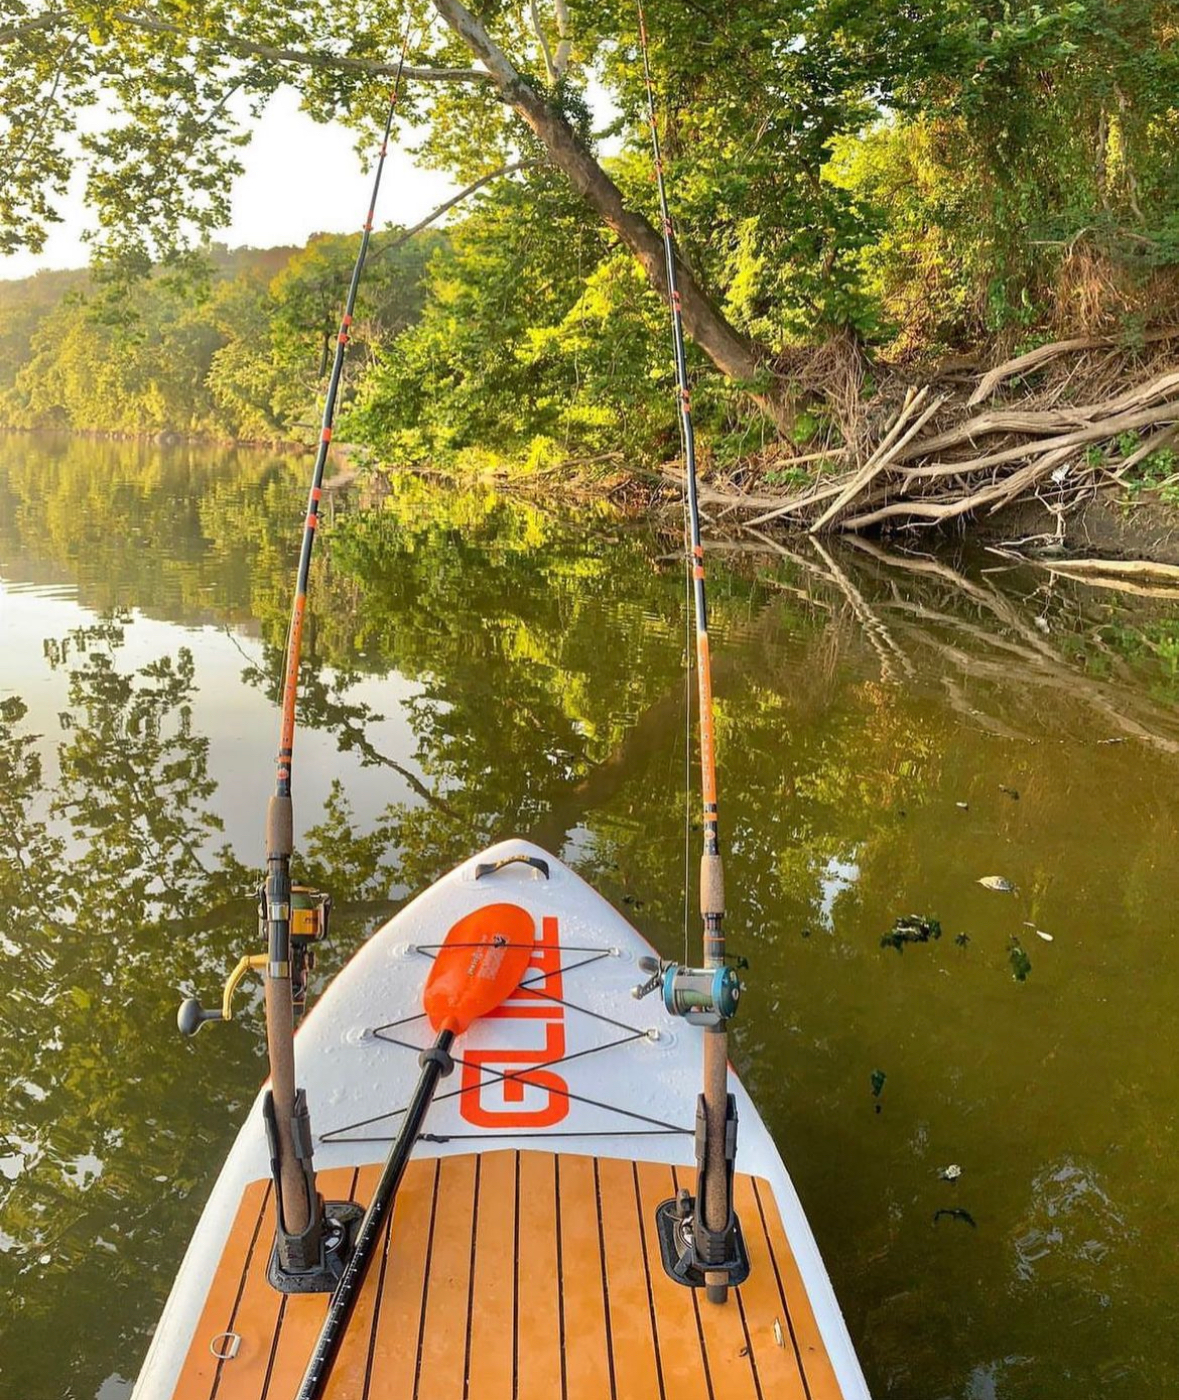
(999, 785), (1020, 800)
(1009, 936), (1032, 982)
(1097, 737), (1127, 746)
(870, 1068), (886, 1115)
(933, 1207), (977, 1228)
(621, 894), (644, 909)
(800, 927), (812, 939)
(881, 914), (942, 951)
(954, 932), (971, 948)
(978, 875), (1016, 893)
(955, 801), (969, 811)
(1023, 921), (1054, 942)
(939, 1164), (963, 1182)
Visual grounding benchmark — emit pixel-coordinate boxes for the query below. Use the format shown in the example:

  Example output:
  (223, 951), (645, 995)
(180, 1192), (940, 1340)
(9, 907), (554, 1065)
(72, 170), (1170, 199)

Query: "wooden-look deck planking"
(320, 1164), (387, 1400)
(364, 1157), (437, 1399)
(596, 1155), (663, 1400)
(516, 1152), (564, 1400)
(171, 1178), (269, 1400)
(212, 1179), (285, 1397)
(634, 1160), (711, 1400)
(732, 1173), (808, 1400)
(672, 1164), (762, 1400)
(464, 1151), (516, 1400)
(414, 1152), (477, 1400)
(173, 1152), (847, 1400)
(262, 1168), (357, 1399)
(751, 1174), (846, 1400)
(556, 1154), (613, 1400)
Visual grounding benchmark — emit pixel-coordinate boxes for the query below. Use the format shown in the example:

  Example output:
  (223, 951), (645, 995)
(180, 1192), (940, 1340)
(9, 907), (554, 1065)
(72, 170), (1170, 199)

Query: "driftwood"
(1037, 557), (1179, 584)
(968, 327), (1179, 406)
(672, 336), (1179, 535)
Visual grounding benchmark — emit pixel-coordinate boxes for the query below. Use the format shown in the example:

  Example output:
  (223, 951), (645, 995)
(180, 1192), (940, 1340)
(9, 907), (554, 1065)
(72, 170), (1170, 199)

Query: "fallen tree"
(670, 332), (1179, 536)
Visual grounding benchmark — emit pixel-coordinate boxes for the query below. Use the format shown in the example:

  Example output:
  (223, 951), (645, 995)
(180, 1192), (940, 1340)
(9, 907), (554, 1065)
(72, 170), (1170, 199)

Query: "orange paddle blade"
(423, 902), (536, 1035)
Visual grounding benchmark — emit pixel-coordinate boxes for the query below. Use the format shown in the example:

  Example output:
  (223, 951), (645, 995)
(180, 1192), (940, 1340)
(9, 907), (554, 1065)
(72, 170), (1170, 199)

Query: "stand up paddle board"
(134, 839), (868, 1400)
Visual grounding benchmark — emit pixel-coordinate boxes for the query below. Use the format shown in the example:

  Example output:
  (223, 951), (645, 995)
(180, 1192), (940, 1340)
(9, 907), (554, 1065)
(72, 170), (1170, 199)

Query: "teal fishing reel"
(633, 957), (742, 1026)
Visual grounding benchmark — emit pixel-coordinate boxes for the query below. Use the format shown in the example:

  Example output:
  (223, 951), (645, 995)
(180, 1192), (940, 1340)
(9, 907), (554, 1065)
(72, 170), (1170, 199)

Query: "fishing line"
(635, 3), (700, 966)
(682, 450), (692, 965)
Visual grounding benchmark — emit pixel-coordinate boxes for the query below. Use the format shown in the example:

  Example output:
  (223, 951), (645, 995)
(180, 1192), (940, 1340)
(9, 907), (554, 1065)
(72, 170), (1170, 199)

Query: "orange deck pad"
(168, 1151), (844, 1400)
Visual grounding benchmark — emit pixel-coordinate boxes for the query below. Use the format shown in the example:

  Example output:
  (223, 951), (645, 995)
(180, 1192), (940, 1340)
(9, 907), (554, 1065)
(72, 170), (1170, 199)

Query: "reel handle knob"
(177, 997), (225, 1036)
(637, 955), (662, 974)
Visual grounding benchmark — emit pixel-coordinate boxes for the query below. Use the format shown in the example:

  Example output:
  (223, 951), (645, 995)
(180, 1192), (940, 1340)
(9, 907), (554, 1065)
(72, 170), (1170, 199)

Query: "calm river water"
(2, 433), (1178, 1398)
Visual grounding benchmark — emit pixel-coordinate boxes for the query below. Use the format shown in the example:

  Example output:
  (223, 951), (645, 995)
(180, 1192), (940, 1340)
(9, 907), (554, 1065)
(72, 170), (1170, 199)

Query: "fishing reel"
(276, 885), (332, 1017)
(176, 886), (331, 1035)
(632, 956), (743, 1026)
(258, 884), (331, 1019)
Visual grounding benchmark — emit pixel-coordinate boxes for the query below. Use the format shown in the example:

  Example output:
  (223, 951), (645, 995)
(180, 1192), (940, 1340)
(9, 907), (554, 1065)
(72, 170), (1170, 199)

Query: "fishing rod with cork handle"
(630, 0), (749, 1306)
(176, 24), (416, 1292)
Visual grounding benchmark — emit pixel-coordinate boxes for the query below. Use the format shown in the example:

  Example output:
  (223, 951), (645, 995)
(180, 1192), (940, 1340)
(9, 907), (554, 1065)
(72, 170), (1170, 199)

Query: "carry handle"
(474, 854), (550, 882)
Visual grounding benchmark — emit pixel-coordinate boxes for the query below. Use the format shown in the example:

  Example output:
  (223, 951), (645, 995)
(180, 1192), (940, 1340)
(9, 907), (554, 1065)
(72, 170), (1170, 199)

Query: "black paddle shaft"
(295, 1029), (455, 1400)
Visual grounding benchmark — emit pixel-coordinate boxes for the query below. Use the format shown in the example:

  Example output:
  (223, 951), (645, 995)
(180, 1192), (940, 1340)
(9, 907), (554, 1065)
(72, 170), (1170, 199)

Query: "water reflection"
(2, 435), (1178, 1398)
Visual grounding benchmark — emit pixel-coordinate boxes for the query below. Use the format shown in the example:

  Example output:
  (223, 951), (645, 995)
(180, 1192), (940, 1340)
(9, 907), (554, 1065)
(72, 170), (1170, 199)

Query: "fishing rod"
(177, 23), (417, 1290)
(262, 20), (418, 1279)
(635, 0), (746, 1307)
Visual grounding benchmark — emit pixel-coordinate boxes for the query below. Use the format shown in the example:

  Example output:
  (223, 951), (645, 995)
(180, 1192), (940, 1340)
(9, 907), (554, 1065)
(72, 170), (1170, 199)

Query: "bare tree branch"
(552, 0), (571, 77)
(528, 0), (558, 83)
(371, 157), (538, 259)
(0, 9), (489, 83)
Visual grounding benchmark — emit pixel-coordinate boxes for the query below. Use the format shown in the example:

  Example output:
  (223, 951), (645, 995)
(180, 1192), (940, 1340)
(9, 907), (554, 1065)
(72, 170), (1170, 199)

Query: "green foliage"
(1121, 443), (1179, 504)
(342, 169), (751, 466)
(0, 232), (441, 437)
(1, 0), (1177, 460)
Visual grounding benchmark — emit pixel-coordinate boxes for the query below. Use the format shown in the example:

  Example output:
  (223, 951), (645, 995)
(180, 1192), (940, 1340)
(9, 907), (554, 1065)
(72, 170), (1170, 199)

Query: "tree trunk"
(430, 0), (793, 432)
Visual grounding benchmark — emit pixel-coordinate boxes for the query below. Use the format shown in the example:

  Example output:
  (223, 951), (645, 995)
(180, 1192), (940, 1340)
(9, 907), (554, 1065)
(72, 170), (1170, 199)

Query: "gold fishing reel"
(287, 886), (332, 946)
(274, 886), (331, 1018)
(176, 886), (332, 1036)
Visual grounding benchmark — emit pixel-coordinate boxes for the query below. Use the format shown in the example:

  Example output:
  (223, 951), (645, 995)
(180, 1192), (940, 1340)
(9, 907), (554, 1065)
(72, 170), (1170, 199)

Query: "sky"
(0, 86), (459, 281)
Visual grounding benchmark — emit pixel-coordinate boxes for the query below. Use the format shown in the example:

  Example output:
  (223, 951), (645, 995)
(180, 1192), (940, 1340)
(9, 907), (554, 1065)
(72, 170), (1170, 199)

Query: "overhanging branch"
(371, 158), (538, 259)
(0, 9), (489, 83)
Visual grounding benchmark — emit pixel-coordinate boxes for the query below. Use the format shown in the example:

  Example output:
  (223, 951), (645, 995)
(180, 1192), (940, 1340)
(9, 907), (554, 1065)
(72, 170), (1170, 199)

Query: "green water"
(2, 433), (1178, 1399)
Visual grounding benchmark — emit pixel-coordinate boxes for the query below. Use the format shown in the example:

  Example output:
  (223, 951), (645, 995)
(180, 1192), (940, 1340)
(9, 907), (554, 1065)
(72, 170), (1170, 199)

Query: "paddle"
(295, 903), (535, 1400)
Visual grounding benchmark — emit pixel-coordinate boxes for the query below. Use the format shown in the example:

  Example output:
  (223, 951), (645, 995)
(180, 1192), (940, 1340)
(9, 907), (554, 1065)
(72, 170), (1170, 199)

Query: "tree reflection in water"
(3, 443), (1179, 1398)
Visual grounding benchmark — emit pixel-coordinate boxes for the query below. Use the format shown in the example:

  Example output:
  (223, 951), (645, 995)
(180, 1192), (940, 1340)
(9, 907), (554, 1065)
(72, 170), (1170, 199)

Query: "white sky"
(0, 86), (459, 281)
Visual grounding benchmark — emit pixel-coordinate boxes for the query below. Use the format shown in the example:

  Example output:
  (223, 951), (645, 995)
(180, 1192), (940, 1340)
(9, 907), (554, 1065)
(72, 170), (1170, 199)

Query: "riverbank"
(342, 330), (1179, 569)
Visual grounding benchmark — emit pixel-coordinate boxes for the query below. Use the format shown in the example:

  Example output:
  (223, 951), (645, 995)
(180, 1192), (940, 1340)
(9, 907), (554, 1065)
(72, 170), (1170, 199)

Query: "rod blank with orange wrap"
(635, 3), (725, 935)
(637, 0), (739, 1307)
(263, 24), (414, 1271)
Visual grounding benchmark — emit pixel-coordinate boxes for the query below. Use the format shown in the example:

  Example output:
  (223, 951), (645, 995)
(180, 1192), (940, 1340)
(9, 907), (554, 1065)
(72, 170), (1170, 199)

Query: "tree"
(1, 0), (868, 426)
(2, 0), (1176, 436)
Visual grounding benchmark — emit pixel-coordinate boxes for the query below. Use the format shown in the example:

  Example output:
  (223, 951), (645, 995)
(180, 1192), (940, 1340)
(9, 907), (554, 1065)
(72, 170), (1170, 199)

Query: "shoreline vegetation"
(1, 1), (1175, 558)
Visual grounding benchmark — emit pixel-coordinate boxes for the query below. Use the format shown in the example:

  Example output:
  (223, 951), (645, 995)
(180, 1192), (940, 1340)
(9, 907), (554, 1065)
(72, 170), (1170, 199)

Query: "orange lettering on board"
(460, 915), (569, 1128)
